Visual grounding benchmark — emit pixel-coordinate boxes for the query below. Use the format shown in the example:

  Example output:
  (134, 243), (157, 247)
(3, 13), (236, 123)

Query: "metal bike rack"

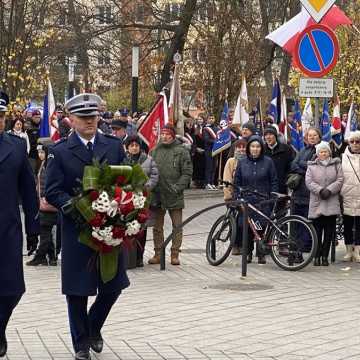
(159, 199), (249, 277)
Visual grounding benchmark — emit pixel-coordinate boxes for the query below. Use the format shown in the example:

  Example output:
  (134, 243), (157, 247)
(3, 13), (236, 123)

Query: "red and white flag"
(168, 64), (184, 136)
(266, 5), (351, 62)
(138, 92), (168, 151)
(331, 96), (342, 135)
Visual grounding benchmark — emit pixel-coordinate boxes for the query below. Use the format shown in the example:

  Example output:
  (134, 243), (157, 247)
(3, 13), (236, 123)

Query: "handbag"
(286, 173), (303, 190)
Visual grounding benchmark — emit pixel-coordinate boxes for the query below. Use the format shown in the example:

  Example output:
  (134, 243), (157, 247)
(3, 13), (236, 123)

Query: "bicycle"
(206, 181), (318, 271)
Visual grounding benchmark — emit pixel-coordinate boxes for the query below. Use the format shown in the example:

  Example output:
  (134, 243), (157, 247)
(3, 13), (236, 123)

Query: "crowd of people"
(3, 98), (360, 271)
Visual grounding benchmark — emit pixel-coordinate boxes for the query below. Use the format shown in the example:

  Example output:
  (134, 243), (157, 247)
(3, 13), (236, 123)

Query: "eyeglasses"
(349, 140), (360, 145)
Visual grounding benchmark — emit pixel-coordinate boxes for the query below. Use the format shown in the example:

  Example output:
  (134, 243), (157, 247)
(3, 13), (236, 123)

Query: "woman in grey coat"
(124, 135), (159, 267)
(305, 141), (344, 266)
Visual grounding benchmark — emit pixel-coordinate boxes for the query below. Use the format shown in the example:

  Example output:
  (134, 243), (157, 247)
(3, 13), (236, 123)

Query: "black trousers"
(66, 291), (121, 352)
(0, 295), (22, 336)
(136, 228), (147, 261)
(313, 215), (337, 258)
(37, 212), (57, 259)
(343, 215), (360, 246)
(205, 151), (215, 185)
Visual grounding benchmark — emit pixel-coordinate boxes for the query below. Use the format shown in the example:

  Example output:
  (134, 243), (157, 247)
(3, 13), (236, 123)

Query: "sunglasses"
(350, 140), (360, 145)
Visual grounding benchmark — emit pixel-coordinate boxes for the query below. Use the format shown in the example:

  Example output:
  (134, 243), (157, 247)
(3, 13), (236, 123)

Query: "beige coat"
(223, 157), (238, 201)
(341, 147), (360, 216)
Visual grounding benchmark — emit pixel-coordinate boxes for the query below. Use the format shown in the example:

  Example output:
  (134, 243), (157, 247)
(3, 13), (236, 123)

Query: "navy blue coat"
(290, 145), (317, 205)
(0, 133), (40, 296)
(234, 136), (278, 225)
(45, 132), (130, 296)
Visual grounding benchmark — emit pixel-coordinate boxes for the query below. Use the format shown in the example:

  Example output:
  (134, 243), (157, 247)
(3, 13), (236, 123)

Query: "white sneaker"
(211, 185), (217, 191)
(205, 184), (213, 190)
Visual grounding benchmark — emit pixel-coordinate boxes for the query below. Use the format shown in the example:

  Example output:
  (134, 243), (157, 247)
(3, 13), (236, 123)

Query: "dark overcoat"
(45, 132), (130, 296)
(0, 133), (40, 296)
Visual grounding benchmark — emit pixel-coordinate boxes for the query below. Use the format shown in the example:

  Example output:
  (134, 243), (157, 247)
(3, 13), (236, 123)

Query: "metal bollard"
(241, 201), (249, 277)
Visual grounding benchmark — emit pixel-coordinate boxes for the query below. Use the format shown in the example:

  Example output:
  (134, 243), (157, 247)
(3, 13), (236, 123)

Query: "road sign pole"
(315, 97), (320, 128)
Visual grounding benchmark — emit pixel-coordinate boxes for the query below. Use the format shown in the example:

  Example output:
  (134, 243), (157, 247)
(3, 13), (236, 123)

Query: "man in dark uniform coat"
(0, 92), (40, 358)
(45, 93), (129, 360)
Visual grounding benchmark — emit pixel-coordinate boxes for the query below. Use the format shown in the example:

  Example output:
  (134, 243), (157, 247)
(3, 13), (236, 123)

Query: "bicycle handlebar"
(219, 180), (269, 200)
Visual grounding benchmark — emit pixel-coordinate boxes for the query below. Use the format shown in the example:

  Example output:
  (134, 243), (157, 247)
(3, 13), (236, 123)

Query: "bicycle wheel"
(206, 214), (236, 266)
(269, 215), (318, 271)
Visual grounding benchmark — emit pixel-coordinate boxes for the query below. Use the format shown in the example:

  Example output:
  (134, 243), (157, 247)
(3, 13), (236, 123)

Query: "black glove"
(26, 235), (39, 256)
(319, 188), (331, 200)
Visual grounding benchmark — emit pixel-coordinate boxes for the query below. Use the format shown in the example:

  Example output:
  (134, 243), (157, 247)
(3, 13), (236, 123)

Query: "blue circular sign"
(295, 24), (339, 78)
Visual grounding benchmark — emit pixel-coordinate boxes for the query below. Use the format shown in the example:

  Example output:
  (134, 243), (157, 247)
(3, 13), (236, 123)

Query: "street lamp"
(240, 59), (246, 73)
(68, 56), (76, 99)
(131, 45), (140, 115)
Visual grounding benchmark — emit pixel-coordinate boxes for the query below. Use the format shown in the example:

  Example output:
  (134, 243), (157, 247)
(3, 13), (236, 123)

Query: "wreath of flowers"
(73, 161), (149, 283)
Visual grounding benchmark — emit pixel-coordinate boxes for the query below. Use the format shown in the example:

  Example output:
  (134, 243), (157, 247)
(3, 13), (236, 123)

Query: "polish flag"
(331, 96), (341, 135)
(138, 92), (168, 151)
(266, 5), (352, 59)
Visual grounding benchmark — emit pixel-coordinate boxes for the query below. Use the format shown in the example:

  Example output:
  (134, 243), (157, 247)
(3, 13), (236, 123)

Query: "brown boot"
(170, 250), (180, 266)
(148, 250), (161, 265)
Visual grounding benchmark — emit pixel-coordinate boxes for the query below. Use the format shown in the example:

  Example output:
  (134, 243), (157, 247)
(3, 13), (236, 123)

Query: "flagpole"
(315, 98), (320, 129)
(218, 152), (223, 183)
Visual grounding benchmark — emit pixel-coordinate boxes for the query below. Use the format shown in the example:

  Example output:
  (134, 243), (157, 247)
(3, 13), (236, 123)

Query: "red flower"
(89, 213), (105, 227)
(116, 175), (127, 185)
(112, 226), (125, 239)
(137, 209), (149, 224)
(143, 190), (148, 197)
(89, 190), (100, 201)
(119, 201), (135, 215)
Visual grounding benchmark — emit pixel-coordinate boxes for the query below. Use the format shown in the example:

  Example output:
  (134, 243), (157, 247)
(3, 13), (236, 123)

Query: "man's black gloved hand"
(27, 235), (39, 256)
(319, 188), (331, 200)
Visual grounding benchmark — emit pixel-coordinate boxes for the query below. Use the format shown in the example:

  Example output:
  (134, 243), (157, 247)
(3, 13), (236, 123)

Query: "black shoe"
(26, 257), (48, 266)
(294, 254), (304, 264)
(0, 335), (7, 357)
(247, 254), (252, 264)
(136, 258), (144, 268)
(48, 259), (57, 266)
(322, 257), (329, 266)
(258, 255), (266, 265)
(90, 335), (103, 353)
(75, 349), (91, 360)
(314, 257), (321, 266)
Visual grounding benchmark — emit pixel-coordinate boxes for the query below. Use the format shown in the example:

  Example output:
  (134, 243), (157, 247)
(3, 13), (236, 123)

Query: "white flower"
(125, 220), (141, 236)
(92, 191), (111, 213)
(107, 200), (119, 218)
(133, 192), (146, 209)
(92, 225), (123, 247)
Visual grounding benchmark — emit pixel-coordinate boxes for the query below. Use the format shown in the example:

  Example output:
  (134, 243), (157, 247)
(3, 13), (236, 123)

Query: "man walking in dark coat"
(0, 92), (40, 358)
(45, 94), (129, 360)
(263, 126), (295, 194)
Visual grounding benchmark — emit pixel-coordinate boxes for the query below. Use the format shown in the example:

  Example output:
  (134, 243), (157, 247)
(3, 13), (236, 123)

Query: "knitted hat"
(161, 124), (176, 138)
(242, 122), (255, 133)
(315, 141), (331, 155)
(264, 126), (278, 137)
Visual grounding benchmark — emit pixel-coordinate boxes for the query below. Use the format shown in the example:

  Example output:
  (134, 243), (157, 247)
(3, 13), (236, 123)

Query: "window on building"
(58, 12), (67, 26)
(135, 4), (145, 22)
(97, 5), (112, 24)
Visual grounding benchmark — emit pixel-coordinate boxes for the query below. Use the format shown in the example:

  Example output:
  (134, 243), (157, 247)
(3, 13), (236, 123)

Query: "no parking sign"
(294, 24), (339, 78)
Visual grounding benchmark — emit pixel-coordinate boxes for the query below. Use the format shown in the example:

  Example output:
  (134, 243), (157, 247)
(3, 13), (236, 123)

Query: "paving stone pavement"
(6, 197), (360, 360)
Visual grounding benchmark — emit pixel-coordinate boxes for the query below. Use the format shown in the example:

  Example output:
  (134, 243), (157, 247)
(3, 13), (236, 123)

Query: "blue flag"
(267, 79), (281, 124)
(40, 93), (50, 137)
(320, 99), (331, 142)
(212, 101), (231, 156)
(289, 100), (304, 152)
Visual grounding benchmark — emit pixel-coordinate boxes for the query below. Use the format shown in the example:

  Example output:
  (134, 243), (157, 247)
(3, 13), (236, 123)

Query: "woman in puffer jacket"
(124, 135), (159, 267)
(305, 141), (343, 266)
(341, 131), (360, 262)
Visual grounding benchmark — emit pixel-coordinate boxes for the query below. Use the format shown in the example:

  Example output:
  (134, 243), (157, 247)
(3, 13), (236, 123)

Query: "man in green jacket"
(149, 125), (193, 265)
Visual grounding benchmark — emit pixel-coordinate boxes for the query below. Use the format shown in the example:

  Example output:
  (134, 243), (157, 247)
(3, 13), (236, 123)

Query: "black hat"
(103, 111), (113, 119)
(0, 91), (9, 112)
(264, 126), (278, 137)
(111, 119), (127, 129)
(242, 122), (255, 133)
(125, 135), (142, 148)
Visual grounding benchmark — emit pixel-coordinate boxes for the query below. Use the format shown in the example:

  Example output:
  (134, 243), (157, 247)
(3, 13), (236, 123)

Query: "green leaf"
(75, 195), (96, 222)
(131, 164), (148, 190)
(100, 248), (119, 283)
(79, 229), (99, 251)
(83, 165), (102, 191)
